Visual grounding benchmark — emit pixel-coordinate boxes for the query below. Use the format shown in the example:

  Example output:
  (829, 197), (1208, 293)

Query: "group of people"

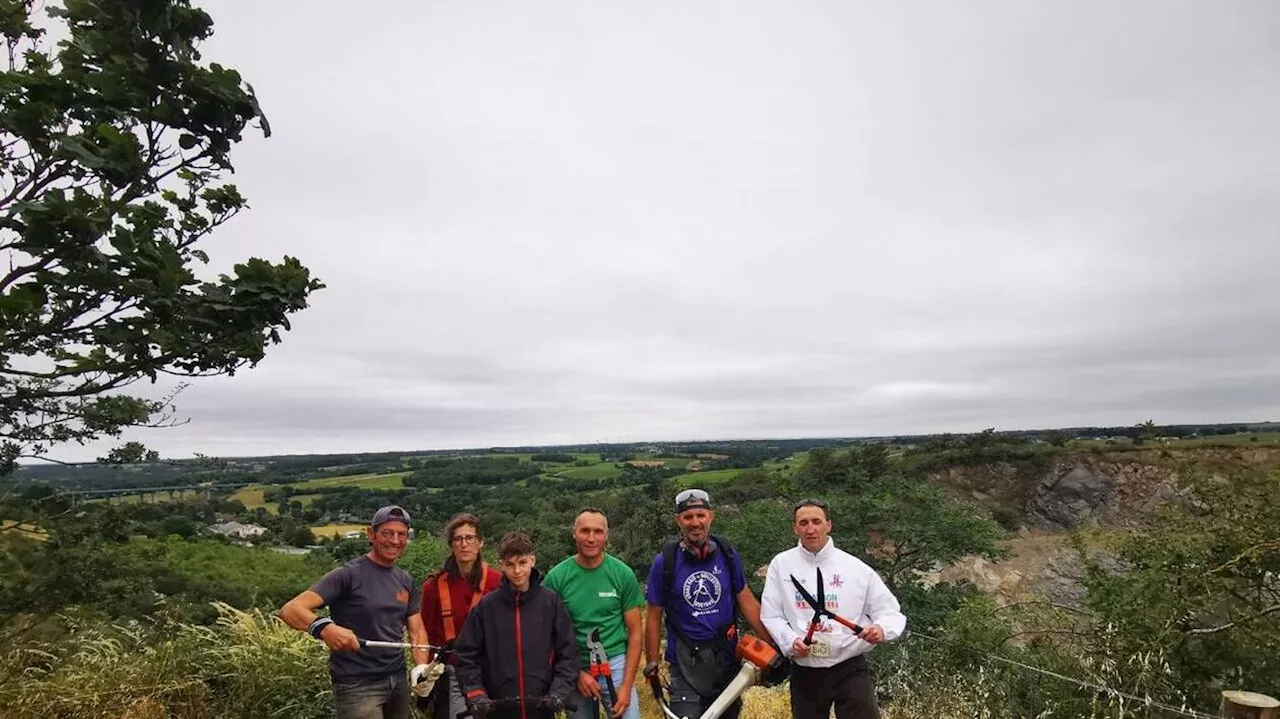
(280, 488), (907, 719)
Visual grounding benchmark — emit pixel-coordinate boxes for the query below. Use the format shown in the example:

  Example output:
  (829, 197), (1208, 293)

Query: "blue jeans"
(570, 654), (641, 719)
(332, 672), (410, 719)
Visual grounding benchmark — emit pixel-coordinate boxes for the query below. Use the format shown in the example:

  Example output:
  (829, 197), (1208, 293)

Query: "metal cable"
(904, 630), (1218, 719)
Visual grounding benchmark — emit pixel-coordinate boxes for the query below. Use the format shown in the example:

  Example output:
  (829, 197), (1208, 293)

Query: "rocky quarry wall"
(924, 446), (1280, 605)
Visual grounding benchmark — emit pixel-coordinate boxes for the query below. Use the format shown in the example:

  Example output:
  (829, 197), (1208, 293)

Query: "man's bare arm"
(644, 604), (664, 667)
(406, 613), (431, 666)
(279, 590), (326, 630)
(736, 587), (775, 647)
(279, 589), (359, 652)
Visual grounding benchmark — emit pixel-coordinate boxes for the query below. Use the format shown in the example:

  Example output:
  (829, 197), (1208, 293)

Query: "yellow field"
(0, 520), (47, 541)
(309, 523), (368, 539)
(228, 488), (337, 515)
(228, 486), (278, 514)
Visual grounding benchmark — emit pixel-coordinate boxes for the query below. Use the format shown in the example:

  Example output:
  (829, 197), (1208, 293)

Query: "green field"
(671, 468), (742, 488)
(1069, 432), (1280, 450)
(91, 489), (205, 505)
(646, 456), (695, 469)
(287, 471), (410, 490)
(553, 463), (622, 481)
(229, 472), (409, 513)
(763, 452), (808, 475)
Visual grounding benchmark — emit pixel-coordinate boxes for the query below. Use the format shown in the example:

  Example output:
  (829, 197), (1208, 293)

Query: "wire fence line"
(903, 630), (1218, 719)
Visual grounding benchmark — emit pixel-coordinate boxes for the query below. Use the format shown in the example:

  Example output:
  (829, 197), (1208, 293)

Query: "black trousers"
(669, 661), (742, 719)
(789, 655), (879, 719)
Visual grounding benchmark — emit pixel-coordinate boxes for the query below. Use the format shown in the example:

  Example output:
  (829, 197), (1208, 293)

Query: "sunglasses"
(676, 488), (710, 503)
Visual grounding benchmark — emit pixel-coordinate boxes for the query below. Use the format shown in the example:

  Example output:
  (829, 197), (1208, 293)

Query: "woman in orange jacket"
(420, 513), (503, 718)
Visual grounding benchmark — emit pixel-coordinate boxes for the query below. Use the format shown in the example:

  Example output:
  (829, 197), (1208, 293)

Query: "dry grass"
(635, 684), (788, 719)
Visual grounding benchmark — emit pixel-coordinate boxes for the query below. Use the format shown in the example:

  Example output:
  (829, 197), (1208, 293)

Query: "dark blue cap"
(371, 505), (410, 528)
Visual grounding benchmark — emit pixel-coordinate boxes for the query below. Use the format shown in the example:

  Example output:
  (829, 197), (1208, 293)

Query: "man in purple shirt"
(642, 489), (773, 719)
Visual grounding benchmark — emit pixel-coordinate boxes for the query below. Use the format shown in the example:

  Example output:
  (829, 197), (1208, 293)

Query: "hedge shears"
(789, 566), (863, 644)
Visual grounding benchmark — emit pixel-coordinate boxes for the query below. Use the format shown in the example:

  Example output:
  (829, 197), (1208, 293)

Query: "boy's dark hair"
(498, 531), (534, 559)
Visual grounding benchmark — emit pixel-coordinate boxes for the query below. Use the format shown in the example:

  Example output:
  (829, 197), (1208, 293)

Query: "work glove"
(410, 662), (443, 697)
(468, 695), (494, 719)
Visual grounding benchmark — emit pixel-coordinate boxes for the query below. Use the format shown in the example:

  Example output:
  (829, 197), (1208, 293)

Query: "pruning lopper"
(789, 566), (863, 645)
(586, 628), (617, 718)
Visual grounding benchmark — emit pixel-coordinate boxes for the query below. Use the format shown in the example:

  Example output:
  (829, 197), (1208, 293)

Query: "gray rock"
(1028, 465), (1118, 529)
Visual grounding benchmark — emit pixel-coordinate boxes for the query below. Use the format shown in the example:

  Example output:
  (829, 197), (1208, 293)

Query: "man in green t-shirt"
(544, 508), (644, 719)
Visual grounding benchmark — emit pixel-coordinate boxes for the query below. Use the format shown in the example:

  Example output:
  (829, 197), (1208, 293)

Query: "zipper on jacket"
(515, 591), (526, 719)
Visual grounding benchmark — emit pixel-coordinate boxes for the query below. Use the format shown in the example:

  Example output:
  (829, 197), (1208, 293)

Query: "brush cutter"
(695, 635), (786, 719)
(647, 635), (786, 719)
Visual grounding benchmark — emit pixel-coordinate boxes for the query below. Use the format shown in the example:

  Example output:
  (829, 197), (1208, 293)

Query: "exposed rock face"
(1028, 465), (1118, 529)
(924, 447), (1280, 607)
(930, 447), (1280, 531)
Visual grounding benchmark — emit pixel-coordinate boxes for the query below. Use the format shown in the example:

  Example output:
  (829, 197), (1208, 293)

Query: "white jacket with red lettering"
(760, 538), (906, 667)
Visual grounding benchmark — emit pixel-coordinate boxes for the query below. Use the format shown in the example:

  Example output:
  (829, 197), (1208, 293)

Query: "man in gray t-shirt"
(281, 506), (432, 719)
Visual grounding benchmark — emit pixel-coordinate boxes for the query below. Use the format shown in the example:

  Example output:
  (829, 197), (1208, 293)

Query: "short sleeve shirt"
(544, 554), (644, 666)
(645, 542), (746, 662)
(311, 554), (422, 681)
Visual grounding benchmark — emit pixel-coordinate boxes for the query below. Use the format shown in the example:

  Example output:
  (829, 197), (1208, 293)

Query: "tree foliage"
(0, 0), (323, 474)
(1079, 469), (1280, 708)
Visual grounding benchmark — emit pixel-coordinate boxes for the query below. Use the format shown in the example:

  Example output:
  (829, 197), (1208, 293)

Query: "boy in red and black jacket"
(455, 532), (579, 719)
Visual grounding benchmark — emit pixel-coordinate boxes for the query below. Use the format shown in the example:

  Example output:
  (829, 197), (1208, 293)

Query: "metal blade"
(789, 573), (823, 612)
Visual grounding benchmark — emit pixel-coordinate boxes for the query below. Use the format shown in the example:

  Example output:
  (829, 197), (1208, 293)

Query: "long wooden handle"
(832, 615), (864, 634)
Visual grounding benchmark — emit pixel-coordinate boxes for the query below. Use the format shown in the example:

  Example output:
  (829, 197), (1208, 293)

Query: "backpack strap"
(660, 537), (741, 648)
(440, 564), (491, 644)
(661, 540), (679, 609)
(438, 573), (458, 642)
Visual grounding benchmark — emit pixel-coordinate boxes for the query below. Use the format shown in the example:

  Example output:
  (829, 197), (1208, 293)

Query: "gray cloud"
(45, 0), (1280, 460)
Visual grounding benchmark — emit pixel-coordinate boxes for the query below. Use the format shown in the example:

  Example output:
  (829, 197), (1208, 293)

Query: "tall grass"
(0, 605), (1199, 719)
(0, 603), (331, 719)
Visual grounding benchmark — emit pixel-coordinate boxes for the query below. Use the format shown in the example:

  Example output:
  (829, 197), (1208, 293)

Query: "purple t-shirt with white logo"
(645, 542), (747, 661)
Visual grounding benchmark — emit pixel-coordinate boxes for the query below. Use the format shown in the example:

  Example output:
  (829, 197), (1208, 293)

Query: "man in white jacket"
(761, 499), (906, 719)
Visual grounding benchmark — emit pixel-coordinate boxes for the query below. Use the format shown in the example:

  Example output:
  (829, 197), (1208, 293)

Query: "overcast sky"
(60, 0), (1280, 460)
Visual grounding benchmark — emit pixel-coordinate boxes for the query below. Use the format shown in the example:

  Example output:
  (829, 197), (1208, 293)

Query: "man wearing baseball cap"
(280, 505), (433, 718)
(643, 489), (774, 719)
